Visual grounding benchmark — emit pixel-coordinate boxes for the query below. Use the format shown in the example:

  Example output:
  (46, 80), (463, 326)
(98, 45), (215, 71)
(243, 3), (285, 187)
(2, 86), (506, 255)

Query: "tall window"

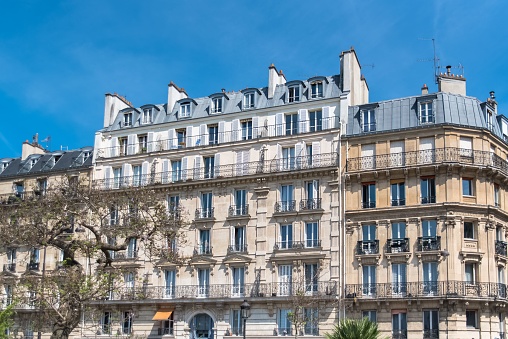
(392, 263), (407, 296)
(362, 110), (376, 132)
(123, 113), (132, 127)
(199, 229), (211, 255)
(285, 113), (298, 135)
(310, 82), (323, 99)
(304, 308), (319, 335)
(464, 222), (475, 239)
(304, 180), (320, 209)
(362, 265), (376, 296)
(232, 267), (245, 296)
(241, 120), (253, 140)
(305, 263), (318, 293)
(309, 110), (322, 132)
(234, 189), (247, 215)
(176, 129), (186, 148)
(231, 310), (244, 336)
(278, 265), (292, 296)
(119, 137), (128, 156)
(421, 177), (436, 204)
(233, 226), (246, 252)
(109, 206), (119, 226)
(423, 262), (438, 295)
(138, 134), (148, 153)
(208, 125), (219, 144)
(465, 263), (477, 284)
(278, 309), (292, 335)
(142, 108), (153, 124)
(423, 310), (439, 339)
(282, 147), (295, 170)
(172, 160), (182, 181)
(124, 272), (134, 290)
(362, 225), (377, 254)
(204, 156), (215, 179)
(419, 102), (434, 123)
(392, 222), (406, 239)
(101, 312), (112, 334)
(462, 178), (474, 196)
(495, 184), (500, 207)
(127, 238), (137, 258)
(198, 268), (210, 297)
(244, 93), (255, 109)
(466, 310), (478, 328)
(306, 222), (319, 248)
(288, 86), (300, 102)
(391, 181), (405, 206)
(132, 165), (142, 187)
(212, 97), (223, 113)
(280, 185), (294, 212)
(201, 192), (213, 218)
(422, 220), (437, 238)
(392, 312), (407, 338)
(280, 224), (293, 249)
(362, 182), (376, 208)
(164, 270), (176, 298)
(180, 103), (191, 117)
(122, 312), (133, 335)
(113, 167), (122, 189)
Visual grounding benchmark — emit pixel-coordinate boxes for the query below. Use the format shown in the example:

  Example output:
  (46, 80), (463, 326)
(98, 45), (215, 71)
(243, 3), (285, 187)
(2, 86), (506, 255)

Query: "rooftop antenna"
(60, 145), (68, 151)
(40, 136), (51, 150)
(417, 38), (440, 84)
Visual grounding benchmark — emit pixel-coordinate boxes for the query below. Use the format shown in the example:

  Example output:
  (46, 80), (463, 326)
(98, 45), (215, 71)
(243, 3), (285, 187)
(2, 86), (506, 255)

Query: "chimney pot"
(421, 84), (429, 95)
(446, 65), (452, 75)
(490, 91), (495, 100)
(221, 88), (226, 93)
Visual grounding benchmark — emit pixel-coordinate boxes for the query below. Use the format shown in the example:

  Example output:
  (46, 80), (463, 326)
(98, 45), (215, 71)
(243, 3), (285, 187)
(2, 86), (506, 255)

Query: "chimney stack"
(167, 81), (188, 113)
(421, 84), (429, 95)
(437, 65), (466, 96)
(268, 64), (286, 99)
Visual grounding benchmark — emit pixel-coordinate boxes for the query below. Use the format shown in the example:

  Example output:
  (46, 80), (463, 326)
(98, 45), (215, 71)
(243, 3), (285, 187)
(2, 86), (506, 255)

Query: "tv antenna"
(417, 38), (440, 84)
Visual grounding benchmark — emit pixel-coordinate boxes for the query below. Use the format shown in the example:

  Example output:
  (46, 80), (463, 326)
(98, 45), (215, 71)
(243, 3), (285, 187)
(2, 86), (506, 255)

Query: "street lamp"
(240, 300), (251, 339)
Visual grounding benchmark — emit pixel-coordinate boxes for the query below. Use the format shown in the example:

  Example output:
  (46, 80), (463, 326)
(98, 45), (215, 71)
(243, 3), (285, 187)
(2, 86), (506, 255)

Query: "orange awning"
(152, 309), (173, 321)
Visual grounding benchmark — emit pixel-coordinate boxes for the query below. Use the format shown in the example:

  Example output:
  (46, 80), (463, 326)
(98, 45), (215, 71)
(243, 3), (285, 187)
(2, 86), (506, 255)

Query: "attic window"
(142, 108), (153, 124)
(180, 103), (191, 118)
(243, 92), (255, 109)
(123, 113), (133, 127)
(0, 161), (9, 173)
(30, 158), (38, 168)
(211, 97), (223, 114)
(288, 85), (300, 103)
(310, 81), (323, 99)
(419, 102), (434, 124)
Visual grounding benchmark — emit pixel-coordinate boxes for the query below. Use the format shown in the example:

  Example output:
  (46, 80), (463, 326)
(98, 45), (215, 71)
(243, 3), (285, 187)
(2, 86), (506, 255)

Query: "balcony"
(417, 237), (441, 252)
(357, 240), (379, 255)
(3, 263), (16, 273)
(158, 328), (173, 336)
(344, 281), (508, 300)
(392, 330), (407, 339)
(391, 199), (406, 206)
(386, 238), (410, 253)
(99, 281), (337, 301)
(300, 198), (322, 210)
(97, 116), (340, 159)
(195, 208), (214, 220)
(423, 329), (439, 339)
(92, 152), (339, 190)
(496, 240), (507, 256)
(228, 204), (249, 217)
(274, 240), (322, 250)
(421, 196), (436, 204)
(346, 147), (508, 174)
(274, 201), (297, 213)
(27, 262), (39, 271)
(114, 250), (138, 260)
(227, 244), (247, 254)
(362, 201), (376, 209)
(194, 245), (212, 256)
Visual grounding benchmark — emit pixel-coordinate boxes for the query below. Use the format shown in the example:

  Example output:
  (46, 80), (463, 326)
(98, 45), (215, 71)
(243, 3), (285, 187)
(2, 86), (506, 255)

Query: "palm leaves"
(325, 318), (386, 339)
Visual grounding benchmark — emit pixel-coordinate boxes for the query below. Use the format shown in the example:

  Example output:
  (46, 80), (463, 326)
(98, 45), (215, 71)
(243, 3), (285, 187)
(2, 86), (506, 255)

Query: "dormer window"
(0, 161), (10, 173)
(212, 97), (223, 114)
(485, 109), (493, 130)
(142, 108), (153, 124)
(123, 113), (133, 127)
(181, 103), (191, 118)
(244, 92), (255, 109)
(361, 110), (376, 132)
(30, 158), (38, 169)
(288, 86), (300, 103)
(310, 81), (323, 99)
(419, 102), (434, 124)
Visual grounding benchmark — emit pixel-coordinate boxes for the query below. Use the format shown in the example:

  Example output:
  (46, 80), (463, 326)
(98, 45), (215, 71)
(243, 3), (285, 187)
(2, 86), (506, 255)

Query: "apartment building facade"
(343, 70), (508, 339)
(86, 49), (367, 338)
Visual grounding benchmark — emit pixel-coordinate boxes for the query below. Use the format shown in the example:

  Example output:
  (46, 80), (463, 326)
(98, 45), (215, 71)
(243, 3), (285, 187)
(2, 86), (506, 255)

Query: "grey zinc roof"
(346, 92), (503, 139)
(0, 147), (93, 179)
(105, 75), (342, 132)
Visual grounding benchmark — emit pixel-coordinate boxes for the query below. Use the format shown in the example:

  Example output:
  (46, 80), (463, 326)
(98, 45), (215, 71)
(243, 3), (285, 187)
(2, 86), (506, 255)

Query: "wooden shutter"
(162, 159), (170, 183)
(186, 126), (193, 147)
(127, 135), (136, 155)
(141, 161), (149, 186)
(298, 109), (309, 133)
(322, 106), (331, 129)
(200, 124), (208, 146)
(218, 121), (225, 143)
(232, 119), (240, 141)
(214, 153), (221, 177)
(276, 113), (284, 136)
(312, 142), (321, 167)
(194, 155), (202, 180)
(168, 129), (176, 149)
(147, 132), (154, 153)
(181, 157), (188, 181)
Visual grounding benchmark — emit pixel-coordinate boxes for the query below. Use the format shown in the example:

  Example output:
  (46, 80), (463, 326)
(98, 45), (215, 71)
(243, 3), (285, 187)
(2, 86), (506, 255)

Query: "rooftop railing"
(97, 117), (339, 159)
(93, 152), (339, 190)
(346, 147), (508, 174)
(344, 281), (508, 300)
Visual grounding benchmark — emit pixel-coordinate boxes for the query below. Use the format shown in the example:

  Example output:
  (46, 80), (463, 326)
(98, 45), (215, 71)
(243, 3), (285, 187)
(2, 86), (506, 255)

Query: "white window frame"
(419, 101), (434, 124)
(181, 103), (191, 117)
(123, 113), (133, 127)
(212, 97), (223, 114)
(288, 85), (300, 102)
(361, 109), (376, 132)
(142, 108), (153, 124)
(310, 81), (323, 99)
(243, 92), (255, 109)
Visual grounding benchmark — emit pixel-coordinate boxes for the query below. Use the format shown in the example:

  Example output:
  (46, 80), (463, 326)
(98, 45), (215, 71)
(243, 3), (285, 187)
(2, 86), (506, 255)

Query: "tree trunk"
(51, 327), (73, 339)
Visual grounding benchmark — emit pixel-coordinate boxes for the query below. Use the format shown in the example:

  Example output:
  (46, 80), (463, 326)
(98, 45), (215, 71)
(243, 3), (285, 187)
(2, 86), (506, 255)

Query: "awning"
(152, 309), (173, 321)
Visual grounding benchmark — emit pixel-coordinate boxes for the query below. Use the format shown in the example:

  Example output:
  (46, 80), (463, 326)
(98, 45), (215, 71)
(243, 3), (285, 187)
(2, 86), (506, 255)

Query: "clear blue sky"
(0, 0), (506, 158)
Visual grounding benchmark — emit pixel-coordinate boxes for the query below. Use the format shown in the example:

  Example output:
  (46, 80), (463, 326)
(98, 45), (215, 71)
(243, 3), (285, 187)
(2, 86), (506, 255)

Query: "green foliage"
(0, 304), (15, 339)
(325, 318), (386, 339)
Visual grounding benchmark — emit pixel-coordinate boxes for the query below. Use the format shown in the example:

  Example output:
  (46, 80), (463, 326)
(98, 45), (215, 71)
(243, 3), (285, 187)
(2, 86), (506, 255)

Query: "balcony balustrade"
(496, 240), (507, 256)
(92, 153), (339, 190)
(346, 147), (508, 174)
(423, 329), (439, 339)
(392, 331), (407, 339)
(274, 200), (297, 213)
(97, 116), (340, 159)
(300, 198), (322, 210)
(386, 238), (410, 253)
(274, 240), (322, 250)
(158, 328), (173, 336)
(195, 207), (214, 219)
(114, 250), (138, 260)
(344, 281), (508, 300)
(228, 204), (249, 217)
(357, 240), (379, 255)
(194, 245), (212, 256)
(2, 263), (16, 273)
(26, 262), (39, 271)
(417, 237), (441, 251)
(227, 244), (247, 253)
(99, 281), (337, 301)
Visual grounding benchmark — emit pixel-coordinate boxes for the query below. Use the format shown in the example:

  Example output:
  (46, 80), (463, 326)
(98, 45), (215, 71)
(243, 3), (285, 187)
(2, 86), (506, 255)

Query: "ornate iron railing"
(194, 245), (212, 256)
(423, 329), (439, 339)
(93, 152), (339, 190)
(417, 237), (441, 251)
(98, 281), (337, 301)
(227, 244), (247, 253)
(357, 240), (379, 255)
(274, 200), (297, 213)
(386, 238), (410, 253)
(496, 240), (507, 256)
(228, 204), (249, 217)
(195, 208), (214, 219)
(2, 263), (15, 272)
(26, 262), (39, 271)
(392, 330), (407, 339)
(97, 117), (340, 159)
(300, 198), (322, 210)
(344, 281), (508, 299)
(114, 250), (138, 260)
(347, 147), (508, 173)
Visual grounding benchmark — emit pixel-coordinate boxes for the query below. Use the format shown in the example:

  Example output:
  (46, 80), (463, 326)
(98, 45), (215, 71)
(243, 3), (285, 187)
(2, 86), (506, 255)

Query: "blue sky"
(0, 0), (506, 158)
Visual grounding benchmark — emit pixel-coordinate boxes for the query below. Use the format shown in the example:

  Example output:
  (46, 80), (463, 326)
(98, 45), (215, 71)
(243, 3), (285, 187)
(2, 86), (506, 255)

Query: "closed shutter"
(186, 126), (193, 147)
(312, 142), (321, 167)
(276, 113), (284, 136)
(459, 137), (473, 157)
(361, 144), (376, 170)
(104, 166), (112, 189)
(218, 121), (225, 143)
(111, 138), (119, 157)
(322, 106), (331, 129)
(168, 129), (176, 149)
(141, 161), (149, 186)
(232, 119), (240, 142)
(181, 157), (188, 181)
(194, 156), (202, 180)
(236, 151), (243, 176)
(390, 141), (404, 167)
(200, 124), (208, 146)
(162, 159), (170, 183)
(295, 142), (303, 168)
(419, 137), (435, 164)
(419, 137), (435, 150)
(214, 153), (221, 177)
(298, 109), (309, 133)
(147, 132), (154, 153)
(252, 116), (260, 138)
(122, 164), (132, 186)
(277, 144), (283, 171)
(127, 135), (136, 155)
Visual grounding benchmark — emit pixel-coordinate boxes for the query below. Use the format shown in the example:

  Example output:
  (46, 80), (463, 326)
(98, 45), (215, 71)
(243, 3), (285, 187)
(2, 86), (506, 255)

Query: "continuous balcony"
(344, 281), (508, 300)
(274, 240), (322, 250)
(97, 117), (339, 159)
(417, 237), (441, 252)
(496, 240), (507, 256)
(346, 147), (508, 174)
(93, 153), (339, 190)
(99, 281), (337, 301)
(386, 238), (410, 253)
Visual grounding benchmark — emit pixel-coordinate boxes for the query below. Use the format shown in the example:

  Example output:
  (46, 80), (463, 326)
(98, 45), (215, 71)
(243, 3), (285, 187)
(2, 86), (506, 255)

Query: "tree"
(0, 304), (15, 339)
(325, 318), (386, 339)
(0, 177), (183, 339)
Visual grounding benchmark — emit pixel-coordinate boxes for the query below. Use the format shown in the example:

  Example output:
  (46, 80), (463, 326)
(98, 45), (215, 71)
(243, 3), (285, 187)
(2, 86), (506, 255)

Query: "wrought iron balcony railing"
(392, 330), (407, 339)
(114, 250), (138, 260)
(227, 244), (247, 253)
(195, 207), (214, 219)
(344, 281), (508, 300)
(386, 238), (410, 253)
(274, 200), (297, 213)
(357, 240), (379, 255)
(421, 196), (436, 204)
(391, 199), (406, 206)
(362, 201), (376, 209)
(300, 198), (322, 210)
(97, 116), (339, 159)
(27, 262), (39, 271)
(346, 147), (508, 174)
(228, 204), (249, 217)
(417, 237), (441, 251)
(496, 240), (507, 256)
(423, 329), (439, 339)
(92, 152), (339, 190)
(158, 328), (173, 336)
(2, 263), (15, 273)
(99, 281), (337, 301)
(194, 245), (212, 256)
(274, 240), (321, 249)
